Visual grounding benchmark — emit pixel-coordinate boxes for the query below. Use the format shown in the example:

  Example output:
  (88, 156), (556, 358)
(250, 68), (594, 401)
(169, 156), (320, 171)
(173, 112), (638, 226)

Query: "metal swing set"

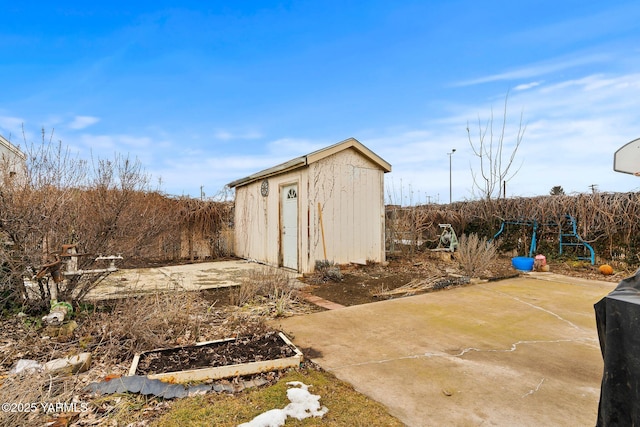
(489, 214), (595, 264)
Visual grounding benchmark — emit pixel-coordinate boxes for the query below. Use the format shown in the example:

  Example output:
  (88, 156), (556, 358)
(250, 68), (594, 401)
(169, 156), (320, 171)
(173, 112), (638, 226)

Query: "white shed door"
(281, 184), (298, 270)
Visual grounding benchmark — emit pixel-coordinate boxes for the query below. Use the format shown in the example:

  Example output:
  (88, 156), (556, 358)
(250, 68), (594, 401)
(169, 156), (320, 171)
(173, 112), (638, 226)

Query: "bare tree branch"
(467, 91), (526, 200)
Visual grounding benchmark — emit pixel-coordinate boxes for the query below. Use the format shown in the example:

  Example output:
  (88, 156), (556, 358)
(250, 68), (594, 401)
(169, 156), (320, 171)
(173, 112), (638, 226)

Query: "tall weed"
(456, 233), (497, 278)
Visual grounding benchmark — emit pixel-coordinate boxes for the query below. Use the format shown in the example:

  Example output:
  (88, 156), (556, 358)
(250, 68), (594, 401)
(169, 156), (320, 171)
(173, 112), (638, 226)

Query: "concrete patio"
(273, 274), (616, 426)
(86, 259), (301, 300)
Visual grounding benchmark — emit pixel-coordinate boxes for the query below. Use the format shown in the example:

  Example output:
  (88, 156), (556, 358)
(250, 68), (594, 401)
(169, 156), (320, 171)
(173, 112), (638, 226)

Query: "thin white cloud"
(118, 135), (153, 148)
(514, 81), (542, 91)
(70, 133), (160, 170)
(214, 130), (263, 141)
(80, 134), (116, 150)
(151, 152), (292, 196)
(454, 54), (610, 87)
(472, 73), (640, 196)
(68, 116), (100, 130)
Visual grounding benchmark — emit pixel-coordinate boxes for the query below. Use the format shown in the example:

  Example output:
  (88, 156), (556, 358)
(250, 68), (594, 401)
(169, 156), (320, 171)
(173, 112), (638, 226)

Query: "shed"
(228, 137), (391, 273)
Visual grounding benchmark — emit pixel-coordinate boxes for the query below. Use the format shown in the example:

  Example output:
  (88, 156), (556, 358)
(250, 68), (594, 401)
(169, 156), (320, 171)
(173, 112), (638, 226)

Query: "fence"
(385, 193), (640, 265)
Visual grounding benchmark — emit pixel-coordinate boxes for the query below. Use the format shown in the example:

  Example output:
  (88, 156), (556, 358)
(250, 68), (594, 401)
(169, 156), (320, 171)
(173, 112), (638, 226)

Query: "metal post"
(448, 149), (456, 204)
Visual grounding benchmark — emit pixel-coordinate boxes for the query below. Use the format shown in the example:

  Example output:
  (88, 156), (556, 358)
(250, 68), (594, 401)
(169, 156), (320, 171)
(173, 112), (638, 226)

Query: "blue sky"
(2, 1), (640, 203)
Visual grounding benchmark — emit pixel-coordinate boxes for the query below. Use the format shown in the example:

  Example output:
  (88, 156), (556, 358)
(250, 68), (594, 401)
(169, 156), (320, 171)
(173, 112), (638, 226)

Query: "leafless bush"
(313, 260), (343, 282)
(271, 287), (295, 317)
(230, 268), (294, 305)
(0, 130), (234, 312)
(175, 198), (234, 261)
(229, 280), (262, 307)
(456, 233), (497, 278)
(0, 131), (159, 310)
(81, 289), (207, 363)
(0, 131), (88, 311)
(229, 268), (302, 317)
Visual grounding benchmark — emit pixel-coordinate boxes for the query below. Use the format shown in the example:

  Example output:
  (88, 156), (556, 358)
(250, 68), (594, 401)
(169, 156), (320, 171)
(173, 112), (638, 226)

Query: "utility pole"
(448, 149), (456, 203)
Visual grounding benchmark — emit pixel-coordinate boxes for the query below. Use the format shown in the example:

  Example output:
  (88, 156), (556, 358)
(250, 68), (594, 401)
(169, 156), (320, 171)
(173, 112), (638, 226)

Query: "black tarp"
(595, 270), (640, 426)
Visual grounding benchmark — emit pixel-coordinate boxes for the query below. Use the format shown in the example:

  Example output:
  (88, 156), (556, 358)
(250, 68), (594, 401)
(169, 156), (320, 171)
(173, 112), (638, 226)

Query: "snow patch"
(10, 359), (44, 374)
(238, 381), (328, 427)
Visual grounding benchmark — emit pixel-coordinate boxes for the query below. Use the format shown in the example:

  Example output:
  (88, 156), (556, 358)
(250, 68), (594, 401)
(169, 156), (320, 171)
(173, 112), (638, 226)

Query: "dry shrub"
(229, 280), (261, 307)
(230, 268), (291, 305)
(221, 309), (271, 336)
(230, 268), (301, 317)
(0, 372), (82, 427)
(308, 260), (343, 284)
(83, 288), (207, 363)
(176, 198), (234, 261)
(456, 233), (497, 278)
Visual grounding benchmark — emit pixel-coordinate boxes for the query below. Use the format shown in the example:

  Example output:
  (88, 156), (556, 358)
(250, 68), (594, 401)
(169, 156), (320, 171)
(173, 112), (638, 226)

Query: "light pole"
(448, 149), (456, 203)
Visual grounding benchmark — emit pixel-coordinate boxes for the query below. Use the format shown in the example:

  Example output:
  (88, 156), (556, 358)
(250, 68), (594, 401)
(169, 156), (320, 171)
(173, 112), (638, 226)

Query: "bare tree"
(0, 128), (88, 311)
(0, 127), (237, 313)
(0, 129), (161, 311)
(467, 92), (526, 200)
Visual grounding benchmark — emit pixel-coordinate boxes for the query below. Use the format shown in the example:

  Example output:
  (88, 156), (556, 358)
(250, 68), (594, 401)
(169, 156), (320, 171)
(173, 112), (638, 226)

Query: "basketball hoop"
(614, 138), (640, 175)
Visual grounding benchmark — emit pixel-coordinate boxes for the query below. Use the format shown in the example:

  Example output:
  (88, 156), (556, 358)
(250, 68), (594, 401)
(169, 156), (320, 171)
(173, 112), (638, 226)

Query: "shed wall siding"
(307, 148), (385, 267)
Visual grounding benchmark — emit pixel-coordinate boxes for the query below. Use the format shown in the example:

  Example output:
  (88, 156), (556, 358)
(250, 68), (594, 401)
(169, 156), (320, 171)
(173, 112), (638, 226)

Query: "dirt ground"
(295, 251), (626, 307)
(103, 251), (630, 309)
(135, 332), (296, 375)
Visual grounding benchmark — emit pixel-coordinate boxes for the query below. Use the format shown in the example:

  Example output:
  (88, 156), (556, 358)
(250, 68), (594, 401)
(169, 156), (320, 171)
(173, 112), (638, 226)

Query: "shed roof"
(227, 137), (391, 188)
(0, 135), (26, 160)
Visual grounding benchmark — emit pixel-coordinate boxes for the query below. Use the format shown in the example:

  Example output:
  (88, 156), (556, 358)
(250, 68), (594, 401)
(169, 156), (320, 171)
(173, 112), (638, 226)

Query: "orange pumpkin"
(599, 264), (614, 275)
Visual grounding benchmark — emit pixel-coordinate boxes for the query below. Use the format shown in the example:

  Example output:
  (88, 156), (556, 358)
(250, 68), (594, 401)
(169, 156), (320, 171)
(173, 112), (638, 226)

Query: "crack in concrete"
(478, 285), (586, 332)
(329, 284), (600, 372)
(522, 378), (545, 397)
(331, 353), (426, 369)
(447, 337), (598, 357)
(331, 337), (598, 370)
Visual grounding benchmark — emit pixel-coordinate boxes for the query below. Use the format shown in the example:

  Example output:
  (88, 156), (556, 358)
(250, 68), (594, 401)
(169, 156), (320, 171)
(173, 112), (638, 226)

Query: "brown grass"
(229, 268), (305, 317)
(0, 285), (291, 426)
(80, 288), (210, 363)
(0, 372), (84, 427)
(456, 233), (498, 278)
